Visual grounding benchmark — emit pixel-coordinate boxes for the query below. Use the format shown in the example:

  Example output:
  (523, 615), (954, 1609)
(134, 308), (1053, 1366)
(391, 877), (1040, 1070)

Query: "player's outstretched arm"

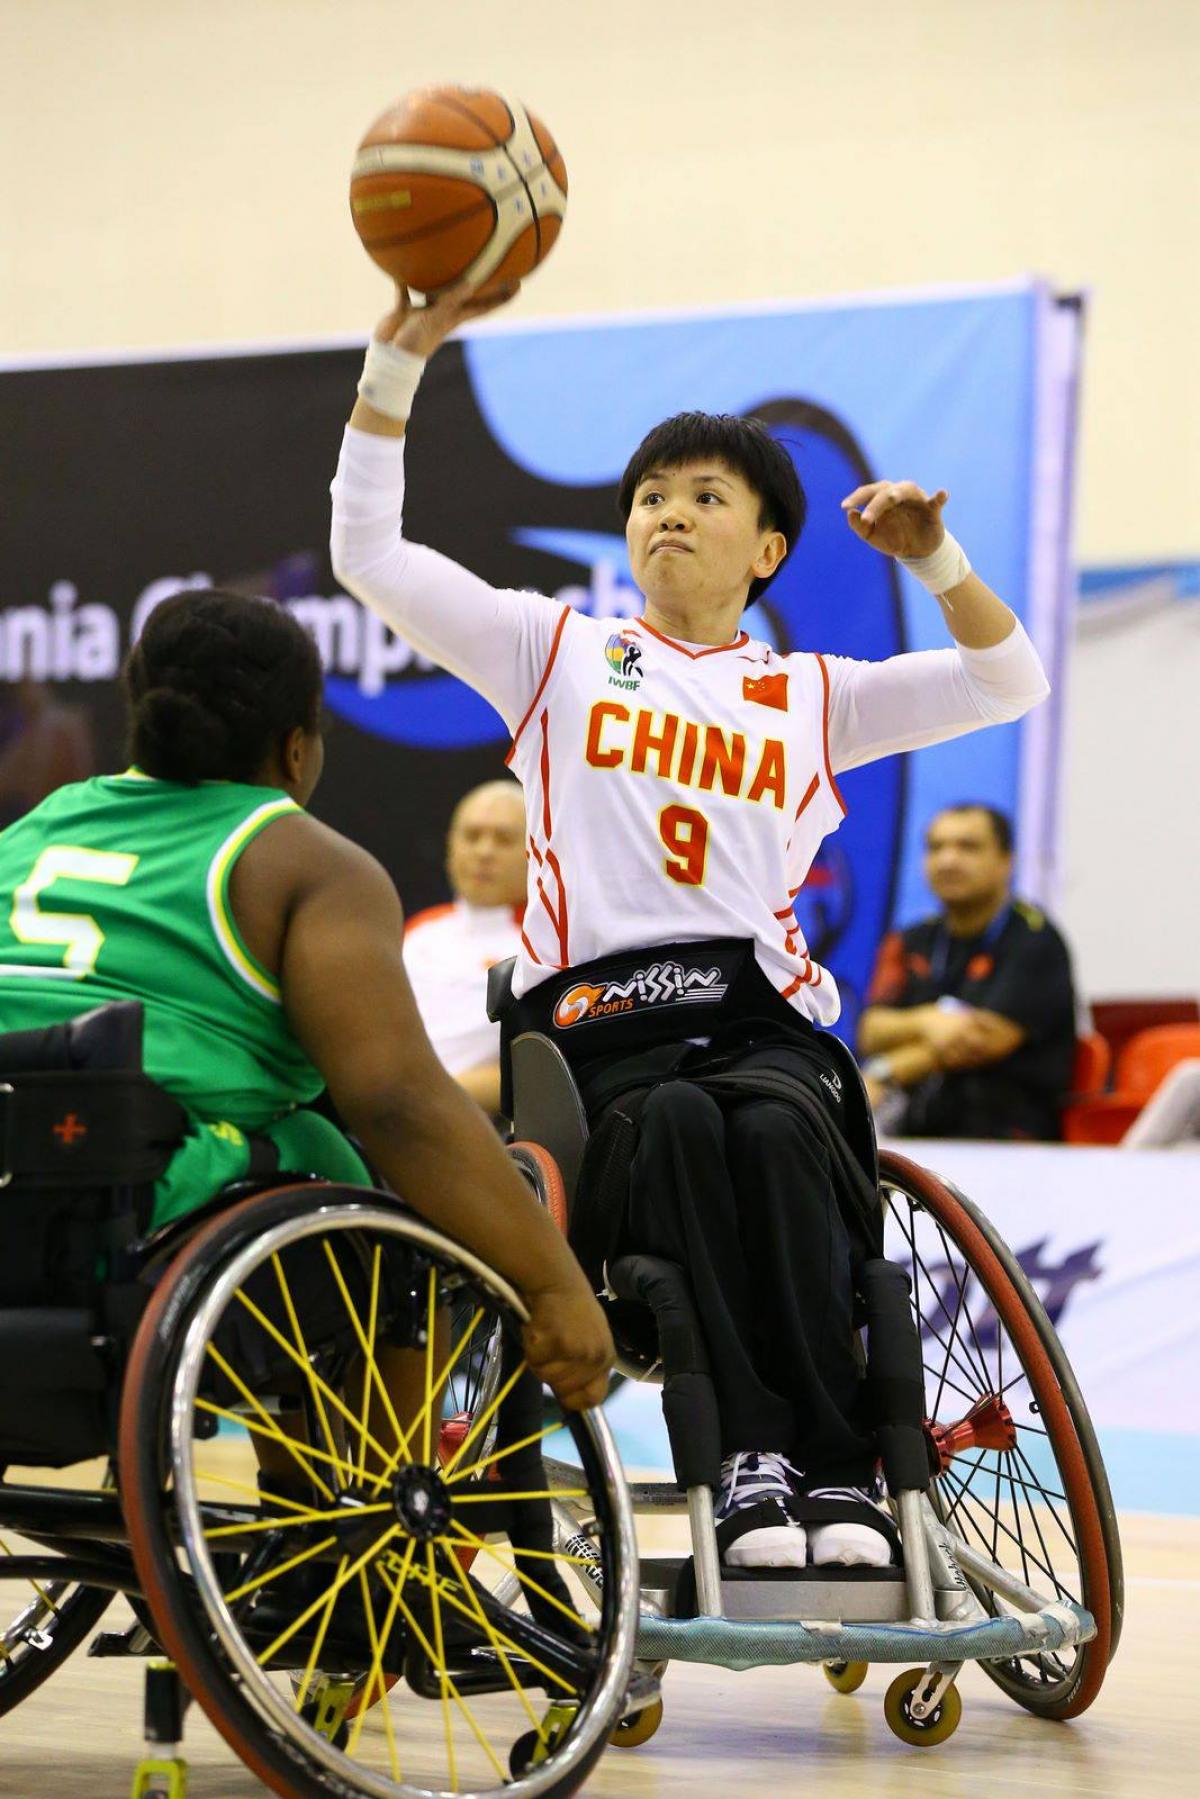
(274, 821), (612, 1411)
(825, 480), (1050, 773)
(330, 278), (568, 732)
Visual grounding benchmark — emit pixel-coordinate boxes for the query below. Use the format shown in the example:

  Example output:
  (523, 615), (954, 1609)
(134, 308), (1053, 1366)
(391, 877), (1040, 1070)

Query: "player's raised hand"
(841, 481), (949, 559)
(374, 279), (522, 361)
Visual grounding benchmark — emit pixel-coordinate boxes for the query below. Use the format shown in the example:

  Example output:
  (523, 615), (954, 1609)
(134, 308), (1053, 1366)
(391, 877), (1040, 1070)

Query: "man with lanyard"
(860, 803), (1075, 1140)
(330, 279), (1051, 1574)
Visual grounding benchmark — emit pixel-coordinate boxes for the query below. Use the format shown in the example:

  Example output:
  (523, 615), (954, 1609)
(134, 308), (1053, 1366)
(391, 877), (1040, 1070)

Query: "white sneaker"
(714, 1451), (807, 1569)
(803, 1483), (896, 1567)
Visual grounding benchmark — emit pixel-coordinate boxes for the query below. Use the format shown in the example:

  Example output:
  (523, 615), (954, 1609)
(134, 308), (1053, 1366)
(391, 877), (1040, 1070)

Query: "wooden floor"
(0, 1506), (1195, 1798)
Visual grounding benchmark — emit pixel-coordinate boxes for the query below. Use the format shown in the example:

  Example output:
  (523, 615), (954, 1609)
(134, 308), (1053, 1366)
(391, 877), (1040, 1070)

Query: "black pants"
(589, 1038), (877, 1485)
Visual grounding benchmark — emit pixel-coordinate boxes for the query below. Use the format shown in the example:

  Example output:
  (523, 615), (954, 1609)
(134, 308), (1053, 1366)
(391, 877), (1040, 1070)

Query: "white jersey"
(403, 898), (523, 1075)
(331, 427), (1049, 1025)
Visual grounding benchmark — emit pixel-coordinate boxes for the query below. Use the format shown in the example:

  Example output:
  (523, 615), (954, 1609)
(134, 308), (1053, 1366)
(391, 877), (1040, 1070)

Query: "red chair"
(1062, 1023), (1200, 1144)
(1060, 1033), (1114, 1144)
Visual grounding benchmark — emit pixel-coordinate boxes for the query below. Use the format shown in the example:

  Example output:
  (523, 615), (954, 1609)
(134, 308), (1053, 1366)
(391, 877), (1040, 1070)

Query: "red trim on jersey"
(813, 654), (847, 817)
(635, 620), (750, 661)
(403, 901), (456, 939)
(794, 771), (820, 822)
(545, 847), (570, 963)
(539, 710), (553, 841)
(505, 605), (571, 768)
(519, 924), (544, 966)
(522, 713), (570, 968)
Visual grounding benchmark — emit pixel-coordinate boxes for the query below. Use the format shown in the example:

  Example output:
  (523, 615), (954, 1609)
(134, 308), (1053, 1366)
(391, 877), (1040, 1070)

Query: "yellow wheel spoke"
(439, 1357), (530, 1480)
(200, 1348), (344, 1499)
(269, 1254), (341, 1479)
(365, 1306), (486, 1497)
(352, 1566), (403, 1782)
(0, 1537), (60, 1617)
(255, 1521), (398, 1669)
(205, 1500), (393, 1541)
(451, 1488), (589, 1504)
(222, 1534), (338, 1606)
(294, 1553), (348, 1713)
(401, 1559), (577, 1697)
(446, 1521), (595, 1635)
(193, 1469), (324, 1514)
(322, 1240), (413, 1474)
(433, 1540), (548, 1745)
(346, 1539), (415, 1766)
(446, 1419), (563, 1486)
(425, 1542), (458, 1791)
(229, 1286), (394, 1471)
(423, 1268), (438, 1466)
(375, 1554), (506, 1785)
(193, 1396), (367, 1493)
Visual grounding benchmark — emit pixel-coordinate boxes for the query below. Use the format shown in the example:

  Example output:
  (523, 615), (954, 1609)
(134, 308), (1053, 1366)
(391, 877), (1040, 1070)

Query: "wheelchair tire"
(880, 1151), (1122, 1721)
(118, 1183), (639, 1799)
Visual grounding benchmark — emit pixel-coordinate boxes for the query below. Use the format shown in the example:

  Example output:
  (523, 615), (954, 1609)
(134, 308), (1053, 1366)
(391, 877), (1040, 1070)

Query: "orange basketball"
(349, 86), (568, 295)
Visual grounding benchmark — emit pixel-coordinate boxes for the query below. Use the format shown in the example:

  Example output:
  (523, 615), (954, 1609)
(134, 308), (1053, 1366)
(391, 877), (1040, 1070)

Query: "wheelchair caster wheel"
(824, 1659), (869, 1695)
(610, 1696), (664, 1747)
(130, 1756), (188, 1799)
(297, 1676), (355, 1751)
(509, 1700), (579, 1776)
(883, 1668), (962, 1746)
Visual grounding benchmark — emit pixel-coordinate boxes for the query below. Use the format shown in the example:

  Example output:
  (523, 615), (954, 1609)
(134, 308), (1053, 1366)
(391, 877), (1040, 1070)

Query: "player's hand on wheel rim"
(522, 1280), (615, 1412)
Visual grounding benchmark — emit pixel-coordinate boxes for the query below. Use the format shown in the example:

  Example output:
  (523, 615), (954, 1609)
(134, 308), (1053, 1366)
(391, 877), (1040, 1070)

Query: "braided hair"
(124, 589), (323, 785)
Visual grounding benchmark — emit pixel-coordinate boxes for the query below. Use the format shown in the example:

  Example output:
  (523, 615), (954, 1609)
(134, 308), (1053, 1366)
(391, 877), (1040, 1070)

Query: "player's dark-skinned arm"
(278, 836), (612, 1411)
(455, 1059), (504, 1119)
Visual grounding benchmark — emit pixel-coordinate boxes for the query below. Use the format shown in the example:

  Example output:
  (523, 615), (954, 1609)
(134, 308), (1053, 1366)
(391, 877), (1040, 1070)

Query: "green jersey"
(0, 770), (321, 1125)
(0, 771), (373, 1227)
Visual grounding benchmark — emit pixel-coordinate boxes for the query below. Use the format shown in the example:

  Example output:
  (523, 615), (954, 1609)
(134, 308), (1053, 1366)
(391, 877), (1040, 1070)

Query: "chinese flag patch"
(743, 672), (789, 711)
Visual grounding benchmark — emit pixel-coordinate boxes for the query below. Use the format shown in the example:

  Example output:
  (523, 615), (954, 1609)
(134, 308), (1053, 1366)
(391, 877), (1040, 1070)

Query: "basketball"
(349, 86), (568, 295)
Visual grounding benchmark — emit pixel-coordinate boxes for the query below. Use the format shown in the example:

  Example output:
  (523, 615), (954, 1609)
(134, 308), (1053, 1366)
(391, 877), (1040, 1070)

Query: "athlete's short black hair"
(617, 411), (806, 609)
(929, 804), (1014, 856)
(124, 589), (323, 785)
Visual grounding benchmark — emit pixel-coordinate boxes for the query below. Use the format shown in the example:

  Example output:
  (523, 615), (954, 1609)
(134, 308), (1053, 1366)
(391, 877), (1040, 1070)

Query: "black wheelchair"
(0, 1001), (641, 1799)
(490, 953), (1124, 1751)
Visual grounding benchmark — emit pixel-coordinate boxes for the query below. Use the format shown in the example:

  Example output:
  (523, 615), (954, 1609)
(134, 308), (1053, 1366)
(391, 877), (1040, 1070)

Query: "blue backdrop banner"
(0, 281), (1080, 1032)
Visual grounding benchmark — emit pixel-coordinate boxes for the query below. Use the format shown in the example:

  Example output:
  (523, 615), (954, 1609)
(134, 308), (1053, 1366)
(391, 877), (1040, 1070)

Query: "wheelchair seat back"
(0, 1002), (187, 1466)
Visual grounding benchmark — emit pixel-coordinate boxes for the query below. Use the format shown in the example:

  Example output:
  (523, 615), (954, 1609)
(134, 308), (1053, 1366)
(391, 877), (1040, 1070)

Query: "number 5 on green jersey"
(7, 845), (140, 978)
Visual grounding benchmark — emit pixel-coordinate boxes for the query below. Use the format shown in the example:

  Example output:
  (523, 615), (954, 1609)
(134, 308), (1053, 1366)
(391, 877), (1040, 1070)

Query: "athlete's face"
(625, 461), (785, 622)
(447, 785), (527, 909)
(925, 810), (1012, 909)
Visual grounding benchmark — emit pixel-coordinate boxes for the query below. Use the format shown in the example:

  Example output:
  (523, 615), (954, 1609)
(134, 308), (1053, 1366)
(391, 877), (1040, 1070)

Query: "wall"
(1, 0), (1198, 993)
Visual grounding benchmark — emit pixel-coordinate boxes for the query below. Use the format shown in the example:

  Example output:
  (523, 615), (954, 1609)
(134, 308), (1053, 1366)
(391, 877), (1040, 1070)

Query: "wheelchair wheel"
(0, 1552), (112, 1714)
(879, 1151), (1122, 1720)
(118, 1184), (638, 1799)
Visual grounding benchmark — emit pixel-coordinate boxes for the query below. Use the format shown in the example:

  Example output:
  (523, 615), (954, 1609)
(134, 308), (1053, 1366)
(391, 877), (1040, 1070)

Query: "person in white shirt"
(330, 279), (1050, 1574)
(404, 778), (526, 1117)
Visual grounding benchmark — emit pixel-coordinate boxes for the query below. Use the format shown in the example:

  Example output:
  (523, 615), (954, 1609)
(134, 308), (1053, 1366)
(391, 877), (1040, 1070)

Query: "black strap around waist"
(0, 1072), (187, 1189)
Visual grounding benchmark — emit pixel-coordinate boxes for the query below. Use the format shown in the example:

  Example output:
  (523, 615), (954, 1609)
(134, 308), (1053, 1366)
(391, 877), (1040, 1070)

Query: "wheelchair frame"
(0, 994), (1122, 1791)
(506, 1024), (1122, 1748)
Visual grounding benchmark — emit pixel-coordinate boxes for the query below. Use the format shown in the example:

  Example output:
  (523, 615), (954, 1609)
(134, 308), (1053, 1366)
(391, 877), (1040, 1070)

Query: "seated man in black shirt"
(859, 804), (1076, 1141)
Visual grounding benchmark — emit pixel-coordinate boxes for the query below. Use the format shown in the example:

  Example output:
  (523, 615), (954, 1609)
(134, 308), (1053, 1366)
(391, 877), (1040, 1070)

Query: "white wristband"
(898, 530), (972, 596)
(357, 340), (426, 421)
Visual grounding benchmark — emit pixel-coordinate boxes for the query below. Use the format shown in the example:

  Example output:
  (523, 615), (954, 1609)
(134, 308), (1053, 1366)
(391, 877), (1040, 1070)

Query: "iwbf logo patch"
(604, 631), (643, 690)
(553, 960), (728, 1029)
